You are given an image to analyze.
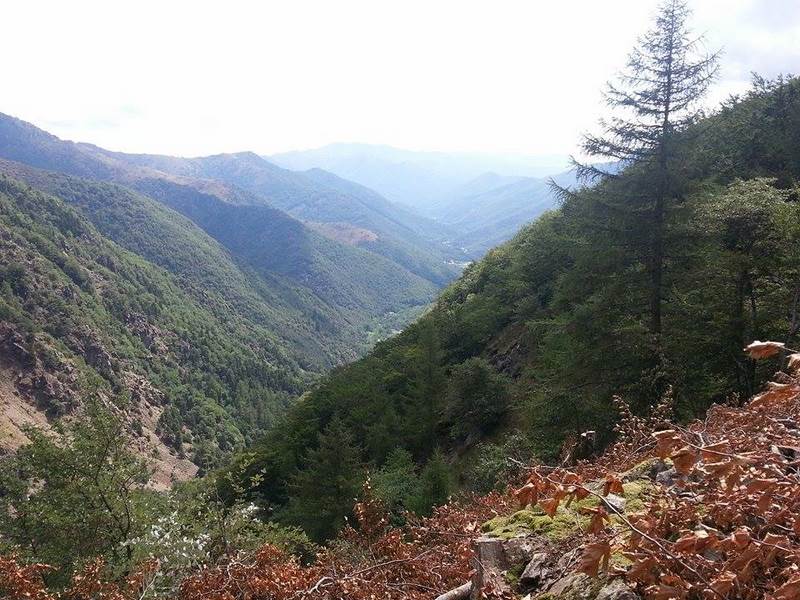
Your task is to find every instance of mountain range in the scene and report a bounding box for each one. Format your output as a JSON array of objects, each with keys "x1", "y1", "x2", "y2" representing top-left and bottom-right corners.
[
  {"x1": 0, "y1": 112, "x2": 577, "y2": 478},
  {"x1": 0, "y1": 113, "x2": 463, "y2": 476},
  {"x1": 270, "y1": 142, "x2": 574, "y2": 256}
]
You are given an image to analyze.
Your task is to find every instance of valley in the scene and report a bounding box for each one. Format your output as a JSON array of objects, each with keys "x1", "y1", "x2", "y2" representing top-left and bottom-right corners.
[
  {"x1": 0, "y1": 112, "x2": 566, "y2": 478},
  {"x1": 2, "y1": 1, "x2": 800, "y2": 598}
]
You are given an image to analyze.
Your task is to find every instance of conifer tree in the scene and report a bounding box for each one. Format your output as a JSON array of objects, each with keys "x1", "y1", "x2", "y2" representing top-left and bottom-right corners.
[
  {"x1": 282, "y1": 417, "x2": 364, "y2": 541},
  {"x1": 573, "y1": 0, "x2": 719, "y2": 335},
  {"x1": 410, "y1": 449, "x2": 451, "y2": 516}
]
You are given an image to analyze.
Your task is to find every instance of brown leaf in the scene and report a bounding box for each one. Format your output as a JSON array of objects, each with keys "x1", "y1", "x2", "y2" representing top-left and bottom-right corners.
[
  {"x1": 699, "y1": 440, "x2": 730, "y2": 460},
  {"x1": 671, "y1": 446, "x2": 699, "y2": 475},
  {"x1": 745, "y1": 478, "x2": 777, "y2": 493},
  {"x1": 757, "y1": 491, "x2": 774, "y2": 514},
  {"x1": 539, "y1": 497, "x2": 560, "y2": 517},
  {"x1": 626, "y1": 556, "x2": 656, "y2": 583},
  {"x1": 750, "y1": 382, "x2": 799, "y2": 409},
  {"x1": 577, "y1": 541, "x2": 611, "y2": 578},
  {"x1": 513, "y1": 482, "x2": 537, "y2": 507},
  {"x1": 774, "y1": 574, "x2": 800, "y2": 600},
  {"x1": 581, "y1": 506, "x2": 610, "y2": 535},
  {"x1": 602, "y1": 474, "x2": 624, "y2": 496},
  {"x1": 731, "y1": 527, "x2": 751, "y2": 549},
  {"x1": 708, "y1": 571, "x2": 737, "y2": 598},
  {"x1": 653, "y1": 430, "x2": 681, "y2": 459}
]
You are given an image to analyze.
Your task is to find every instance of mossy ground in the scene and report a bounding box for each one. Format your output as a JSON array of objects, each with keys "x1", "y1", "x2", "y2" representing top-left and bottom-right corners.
[{"x1": 481, "y1": 479, "x2": 653, "y2": 540}]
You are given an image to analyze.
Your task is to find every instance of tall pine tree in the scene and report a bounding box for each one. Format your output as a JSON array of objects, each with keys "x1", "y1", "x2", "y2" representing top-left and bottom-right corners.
[{"x1": 572, "y1": 0, "x2": 719, "y2": 336}]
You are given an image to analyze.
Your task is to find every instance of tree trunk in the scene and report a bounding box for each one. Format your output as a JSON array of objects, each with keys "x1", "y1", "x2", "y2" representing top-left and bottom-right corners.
[{"x1": 650, "y1": 194, "x2": 665, "y2": 336}]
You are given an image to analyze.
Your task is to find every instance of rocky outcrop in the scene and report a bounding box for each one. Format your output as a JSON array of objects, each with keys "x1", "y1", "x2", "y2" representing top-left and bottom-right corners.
[
  {"x1": 125, "y1": 312, "x2": 172, "y2": 355},
  {"x1": 467, "y1": 464, "x2": 669, "y2": 599},
  {"x1": 469, "y1": 533, "x2": 640, "y2": 599},
  {"x1": 0, "y1": 321, "x2": 80, "y2": 416}
]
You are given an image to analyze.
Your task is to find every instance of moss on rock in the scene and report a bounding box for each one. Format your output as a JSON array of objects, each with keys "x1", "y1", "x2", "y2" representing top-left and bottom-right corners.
[{"x1": 481, "y1": 478, "x2": 655, "y2": 542}]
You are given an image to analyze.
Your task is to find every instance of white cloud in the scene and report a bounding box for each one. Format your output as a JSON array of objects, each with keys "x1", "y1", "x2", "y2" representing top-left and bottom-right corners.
[{"x1": 2, "y1": 0, "x2": 796, "y2": 157}]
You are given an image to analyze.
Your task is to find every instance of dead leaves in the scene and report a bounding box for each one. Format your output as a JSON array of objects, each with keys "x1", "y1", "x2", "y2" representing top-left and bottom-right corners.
[
  {"x1": 580, "y1": 506, "x2": 610, "y2": 534},
  {"x1": 539, "y1": 497, "x2": 560, "y2": 517},
  {"x1": 707, "y1": 571, "x2": 737, "y2": 599},
  {"x1": 577, "y1": 541, "x2": 611, "y2": 577},
  {"x1": 557, "y1": 355, "x2": 800, "y2": 600},
  {"x1": 653, "y1": 430, "x2": 682, "y2": 459},
  {"x1": 513, "y1": 482, "x2": 538, "y2": 508},
  {"x1": 670, "y1": 446, "x2": 699, "y2": 475},
  {"x1": 750, "y1": 381, "x2": 800, "y2": 409},
  {"x1": 774, "y1": 574, "x2": 800, "y2": 600},
  {"x1": 602, "y1": 474, "x2": 624, "y2": 496}
]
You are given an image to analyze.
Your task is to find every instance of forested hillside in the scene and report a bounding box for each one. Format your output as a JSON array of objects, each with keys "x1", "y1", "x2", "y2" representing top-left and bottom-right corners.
[
  {"x1": 0, "y1": 114, "x2": 444, "y2": 342},
  {"x1": 76, "y1": 145, "x2": 461, "y2": 284},
  {"x1": 0, "y1": 176, "x2": 305, "y2": 476},
  {"x1": 0, "y1": 120, "x2": 444, "y2": 474},
  {"x1": 3, "y1": 0, "x2": 800, "y2": 597},
  {"x1": 228, "y1": 74, "x2": 800, "y2": 542},
  {"x1": 430, "y1": 170, "x2": 576, "y2": 255}
]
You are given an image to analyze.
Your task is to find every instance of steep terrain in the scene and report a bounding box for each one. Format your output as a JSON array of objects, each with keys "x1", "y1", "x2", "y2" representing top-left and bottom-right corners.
[
  {"x1": 80, "y1": 146, "x2": 461, "y2": 284},
  {"x1": 0, "y1": 113, "x2": 442, "y2": 340},
  {"x1": 0, "y1": 116, "x2": 447, "y2": 473},
  {"x1": 0, "y1": 176, "x2": 304, "y2": 475},
  {"x1": 228, "y1": 76, "x2": 800, "y2": 538}
]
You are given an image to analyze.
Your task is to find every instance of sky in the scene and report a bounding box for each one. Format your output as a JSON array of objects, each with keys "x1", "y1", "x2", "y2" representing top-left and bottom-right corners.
[{"x1": 3, "y1": 0, "x2": 798, "y2": 159}]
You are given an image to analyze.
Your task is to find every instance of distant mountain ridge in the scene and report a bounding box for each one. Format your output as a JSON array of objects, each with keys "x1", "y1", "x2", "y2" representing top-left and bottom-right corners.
[
  {"x1": 269, "y1": 142, "x2": 575, "y2": 256},
  {"x1": 0, "y1": 112, "x2": 448, "y2": 313},
  {"x1": 269, "y1": 142, "x2": 569, "y2": 212},
  {"x1": 83, "y1": 146, "x2": 461, "y2": 284}
]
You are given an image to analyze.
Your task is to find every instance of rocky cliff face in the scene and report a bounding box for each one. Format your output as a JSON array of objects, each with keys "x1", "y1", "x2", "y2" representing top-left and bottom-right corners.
[{"x1": 0, "y1": 320, "x2": 196, "y2": 488}]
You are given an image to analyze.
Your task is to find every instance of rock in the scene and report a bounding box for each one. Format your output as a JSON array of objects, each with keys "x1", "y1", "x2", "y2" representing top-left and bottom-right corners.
[
  {"x1": 547, "y1": 572, "x2": 597, "y2": 599},
  {"x1": 655, "y1": 467, "x2": 680, "y2": 487},
  {"x1": 622, "y1": 458, "x2": 672, "y2": 482},
  {"x1": 604, "y1": 493, "x2": 626, "y2": 513},
  {"x1": 543, "y1": 573, "x2": 637, "y2": 600},
  {"x1": 596, "y1": 579, "x2": 639, "y2": 600},
  {"x1": 520, "y1": 552, "x2": 553, "y2": 588},
  {"x1": 470, "y1": 535, "x2": 548, "y2": 599},
  {"x1": 505, "y1": 536, "x2": 546, "y2": 566},
  {"x1": 470, "y1": 537, "x2": 513, "y2": 599}
]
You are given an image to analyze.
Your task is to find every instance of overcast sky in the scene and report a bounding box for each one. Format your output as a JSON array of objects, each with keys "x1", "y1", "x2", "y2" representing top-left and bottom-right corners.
[{"x1": 3, "y1": 0, "x2": 798, "y2": 158}]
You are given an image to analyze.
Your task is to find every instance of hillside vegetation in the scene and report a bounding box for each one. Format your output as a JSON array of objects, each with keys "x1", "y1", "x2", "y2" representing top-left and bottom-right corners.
[
  {"x1": 79, "y1": 145, "x2": 461, "y2": 284},
  {"x1": 0, "y1": 113, "x2": 446, "y2": 349},
  {"x1": 228, "y1": 75, "x2": 800, "y2": 542},
  {"x1": 0, "y1": 116, "x2": 451, "y2": 471},
  {"x1": 3, "y1": 2, "x2": 800, "y2": 597},
  {"x1": 0, "y1": 176, "x2": 302, "y2": 473}
]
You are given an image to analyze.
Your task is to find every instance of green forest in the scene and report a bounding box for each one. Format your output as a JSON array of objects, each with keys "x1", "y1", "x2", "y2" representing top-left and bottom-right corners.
[{"x1": 228, "y1": 73, "x2": 800, "y2": 541}]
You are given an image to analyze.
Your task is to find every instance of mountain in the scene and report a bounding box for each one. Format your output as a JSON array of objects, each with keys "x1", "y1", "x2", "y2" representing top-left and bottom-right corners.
[
  {"x1": 229, "y1": 76, "x2": 800, "y2": 537},
  {"x1": 269, "y1": 143, "x2": 579, "y2": 258},
  {"x1": 269, "y1": 142, "x2": 569, "y2": 213},
  {"x1": 430, "y1": 170, "x2": 579, "y2": 255},
  {"x1": 0, "y1": 114, "x2": 448, "y2": 474},
  {"x1": 0, "y1": 174, "x2": 305, "y2": 482},
  {"x1": 81, "y1": 147, "x2": 461, "y2": 285},
  {"x1": 0, "y1": 112, "x2": 441, "y2": 338}
]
